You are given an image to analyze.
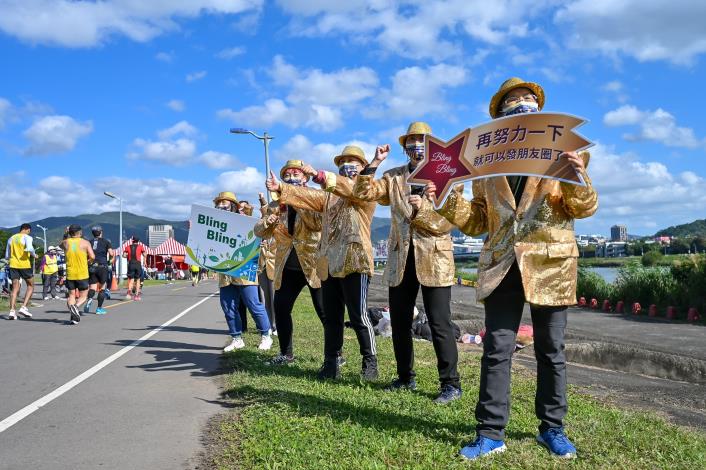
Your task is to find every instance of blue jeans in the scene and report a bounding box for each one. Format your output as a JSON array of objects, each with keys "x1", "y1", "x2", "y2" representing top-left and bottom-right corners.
[{"x1": 220, "y1": 285, "x2": 271, "y2": 337}]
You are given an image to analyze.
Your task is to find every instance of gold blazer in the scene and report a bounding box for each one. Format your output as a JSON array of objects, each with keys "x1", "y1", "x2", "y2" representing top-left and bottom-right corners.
[
  {"x1": 279, "y1": 172, "x2": 377, "y2": 280},
  {"x1": 256, "y1": 203, "x2": 276, "y2": 281},
  {"x1": 355, "y1": 165, "x2": 456, "y2": 287},
  {"x1": 219, "y1": 205, "x2": 259, "y2": 288},
  {"x1": 254, "y1": 200, "x2": 323, "y2": 289},
  {"x1": 437, "y1": 152, "x2": 598, "y2": 306}
]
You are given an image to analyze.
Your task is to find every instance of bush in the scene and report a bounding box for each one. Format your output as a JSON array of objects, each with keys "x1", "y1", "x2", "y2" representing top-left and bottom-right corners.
[
  {"x1": 642, "y1": 250, "x2": 663, "y2": 267},
  {"x1": 670, "y1": 255, "x2": 706, "y2": 314},
  {"x1": 577, "y1": 267, "x2": 612, "y2": 301},
  {"x1": 611, "y1": 263, "x2": 677, "y2": 310}
]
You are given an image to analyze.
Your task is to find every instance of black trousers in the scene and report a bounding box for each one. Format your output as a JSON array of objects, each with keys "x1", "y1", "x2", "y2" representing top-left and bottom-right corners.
[
  {"x1": 475, "y1": 262, "x2": 568, "y2": 440},
  {"x1": 321, "y1": 272, "x2": 376, "y2": 361},
  {"x1": 274, "y1": 268, "x2": 325, "y2": 356},
  {"x1": 389, "y1": 245, "x2": 460, "y2": 388}
]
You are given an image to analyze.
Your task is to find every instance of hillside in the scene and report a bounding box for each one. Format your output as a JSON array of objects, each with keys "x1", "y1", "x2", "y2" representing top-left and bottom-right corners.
[{"x1": 655, "y1": 219, "x2": 706, "y2": 238}]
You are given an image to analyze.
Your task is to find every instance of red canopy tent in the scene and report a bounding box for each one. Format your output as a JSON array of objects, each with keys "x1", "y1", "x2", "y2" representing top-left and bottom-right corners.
[
  {"x1": 151, "y1": 238, "x2": 189, "y2": 271},
  {"x1": 115, "y1": 240, "x2": 154, "y2": 257}
]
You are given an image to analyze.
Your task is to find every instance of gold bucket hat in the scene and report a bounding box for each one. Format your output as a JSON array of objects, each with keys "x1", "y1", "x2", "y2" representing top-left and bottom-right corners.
[
  {"x1": 280, "y1": 159, "x2": 310, "y2": 180},
  {"x1": 489, "y1": 77, "x2": 545, "y2": 119},
  {"x1": 398, "y1": 121, "x2": 432, "y2": 147},
  {"x1": 333, "y1": 145, "x2": 369, "y2": 167},
  {"x1": 213, "y1": 191, "x2": 238, "y2": 205}
]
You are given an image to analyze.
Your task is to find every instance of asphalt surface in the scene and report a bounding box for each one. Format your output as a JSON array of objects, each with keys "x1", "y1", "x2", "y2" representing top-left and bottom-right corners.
[{"x1": 0, "y1": 280, "x2": 231, "y2": 470}]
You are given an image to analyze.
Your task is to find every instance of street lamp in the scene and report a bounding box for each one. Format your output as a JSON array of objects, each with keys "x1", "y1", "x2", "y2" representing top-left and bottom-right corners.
[
  {"x1": 36, "y1": 224, "x2": 48, "y2": 253},
  {"x1": 230, "y1": 127, "x2": 274, "y2": 202},
  {"x1": 104, "y1": 191, "x2": 123, "y2": 281}
]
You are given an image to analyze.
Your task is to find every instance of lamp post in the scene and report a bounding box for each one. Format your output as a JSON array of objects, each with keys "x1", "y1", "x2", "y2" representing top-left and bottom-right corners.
[
  {"x1": 229, "y1": 128, "x2": 274, "y2": 202},
  {"x1": 36, "y1": 224, "x2": 47, "y2": 253},
  {"x1": 104, "y1": 191, "x2": 123, "y2": 281}
]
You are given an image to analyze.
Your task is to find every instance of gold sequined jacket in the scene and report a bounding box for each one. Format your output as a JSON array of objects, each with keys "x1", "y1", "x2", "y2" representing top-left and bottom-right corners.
[
  {"x1": 279, "y1": 172, "x2": 377, "y2": 280},
  {"x1": 437, "y1": 152, "x2": 598, "y2": 306},
  {"x1": 355, "y1": 165, "x2": 456, "y2": 287},
  {"x1": 254, "y1": 200, "x2": 323, "y2": 289},
  {"x1": 256, "y1": 203, "x2": 276, "y2": 281}
]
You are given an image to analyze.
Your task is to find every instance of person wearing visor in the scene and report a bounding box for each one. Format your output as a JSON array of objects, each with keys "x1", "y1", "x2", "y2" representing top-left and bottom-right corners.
[
  {"x1": 40, "y1": 246, "x2": 60, "y2": 300},
  {"x1": 266, "y1": 146, "x2": 378, "y2": 381},
  {"x1": 426, "y1": 77, "x2": 598, "y2": 460},
  {"x1": 355, "y1": 122, "x2": 462, "y2": 404},
  {"x1": 213, "y1": 191, "x2": 273, "y2": 353},
  {"x1": 255, "y1": 160, "x2": 332, "y2": 366}
]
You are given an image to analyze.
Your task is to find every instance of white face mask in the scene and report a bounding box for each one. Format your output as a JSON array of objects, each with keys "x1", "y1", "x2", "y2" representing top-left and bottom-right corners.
[
  {"x1": 501, "y1": 100, "x2": 539, "y2": 116},
  {"x1": 405, "y1": 143, "x2": 425, "y2": 163},
  {"x1": 338, "y1": 163, "x2": 359, "y2": 178}
]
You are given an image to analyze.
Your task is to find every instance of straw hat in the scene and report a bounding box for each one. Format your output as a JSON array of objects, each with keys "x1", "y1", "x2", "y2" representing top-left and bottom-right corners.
[
  {"x1": 280, "y1": 159, "x2": 310, "y2": 180},
  {"x1": 213, "y1": 191, "x2": 238, "y2": 205},
  {"x1": 398, "y1": 121, "x2": 432, "y2": 147},
  {"x1": 333, "y1": 145, "x2": 368, "y2": 167},
  {"x1": 489, "y1": 77, "x2": 545, "y2": 119}
]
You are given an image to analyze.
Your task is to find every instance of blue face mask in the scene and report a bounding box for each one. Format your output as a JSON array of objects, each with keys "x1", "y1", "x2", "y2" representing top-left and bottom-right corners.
[
  {"x1": 338, "y1": 163, "x2": 359, "y2": 178},
  {"x1": 501, "y1": 101, "x2": 539, "y2": 116},
  {"x1": 405, "y1": 143, "x2": 425, "y2": 163},
  {"x1": 283, "y1": 176, "x2": 304, "y2": 186}
]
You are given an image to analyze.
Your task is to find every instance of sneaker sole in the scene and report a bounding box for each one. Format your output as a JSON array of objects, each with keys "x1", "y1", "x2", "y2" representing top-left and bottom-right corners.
[
  {"x1": 536, "y1": 436, "x2": 576, "y2": 459},
  {"x1": 17, "y1": 312, "x2": 33, "y2": 319},
  {"x1": 459, "y1": 444, "x2": 507, "y2": 460}
]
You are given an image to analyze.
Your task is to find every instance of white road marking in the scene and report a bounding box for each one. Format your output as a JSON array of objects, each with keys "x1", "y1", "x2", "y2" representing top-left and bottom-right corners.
[{"x1": 0, "y1": 292, "x2": 217, "y2": 434}]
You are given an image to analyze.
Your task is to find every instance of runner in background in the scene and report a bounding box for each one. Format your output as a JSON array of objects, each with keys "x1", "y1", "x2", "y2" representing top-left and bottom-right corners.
[
  {"x1": 61, "y1": 224, "x2": 95, "y2": 325},
  {"x1": 123, "y1": 236, "x2": 145, "y2": 301},
  {"x1": 190, "y1": 264, "x2": 201, "y2": 286},
  {"x1": 6, "y1": 223, "x2": 37, "y2": 320},
  {"x1": 164, "y1": 255, "x2": 174, "y2": 283},
  {"x1": 85, "y1": 226, "x2": 113, "y2": 314}
]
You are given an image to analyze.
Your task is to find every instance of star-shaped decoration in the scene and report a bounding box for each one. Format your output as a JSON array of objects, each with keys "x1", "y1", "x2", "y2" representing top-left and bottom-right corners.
[{"x1": 408, "y1": 129, "x2": 473, "y2": 208}]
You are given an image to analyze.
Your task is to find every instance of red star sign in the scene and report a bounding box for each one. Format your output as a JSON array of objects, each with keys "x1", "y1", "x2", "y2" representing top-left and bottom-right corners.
[{"x1": 408, "y1": 129, "x2": 473, "y2": 208}]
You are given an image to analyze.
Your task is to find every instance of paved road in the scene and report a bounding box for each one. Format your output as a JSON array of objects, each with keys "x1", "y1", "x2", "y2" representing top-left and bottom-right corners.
[{"x1": 0, "y1": 280, "x2": 230, "y2": 470}]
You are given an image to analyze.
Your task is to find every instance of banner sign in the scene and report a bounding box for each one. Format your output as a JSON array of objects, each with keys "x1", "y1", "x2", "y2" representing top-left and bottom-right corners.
[
  {"x1": 185, "y1": 204, "x2": 261, "y2": 282},
  {"x1": 408, "y1": 113, "x2": 592, "y2": 208}
]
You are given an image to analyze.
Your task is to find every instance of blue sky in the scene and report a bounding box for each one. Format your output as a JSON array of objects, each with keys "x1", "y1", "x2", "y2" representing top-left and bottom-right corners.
[{"x1": 1, "y1": 0, "x2": 705, "y2": 236}]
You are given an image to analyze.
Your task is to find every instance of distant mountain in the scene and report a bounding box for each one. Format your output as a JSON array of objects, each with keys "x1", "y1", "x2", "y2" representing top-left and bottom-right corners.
[
  {"x1": 655, "y1": 219, "x2": 706, "y2": 238},
  {"x1": 1, "y1": 212, "x2": 189, "y2": 248}
]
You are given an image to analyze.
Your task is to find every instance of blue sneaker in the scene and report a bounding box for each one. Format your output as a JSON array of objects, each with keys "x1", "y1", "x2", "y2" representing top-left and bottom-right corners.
[
  {"x1": 104, "y1": 289, "x2": 111, "y2": 300},
  {"x1": 433, "y1": 384, "x2": 462, "y2": 404},
  {"x1": 459, "y1": 435, "x2": 506, "y2": 460},
  {"x1": 95, "y1": 308, "x2": 107, "y2": 315},
  {"x1": 537, "y1": 428, "x2": 577, "y2": 459},
  {"x1": 83, "y1": 298, "x2": 93, "y2": 313}
]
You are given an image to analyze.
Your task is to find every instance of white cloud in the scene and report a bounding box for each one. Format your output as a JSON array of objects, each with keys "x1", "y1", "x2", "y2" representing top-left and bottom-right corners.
[
  {"x1": 166, "y1": 99, "x2": 185, "y2": 112},
  {"x1": 603, "y1": 105, "x2": 704, "y2": 149},
  {"x1": 555, "y1": 0, "x2": 706, "y2": 65},
  {"x1": 365, "y1": 64, "x2": 468, "y2": 119},
  {"x1": 277, "y1": 0, "x2": 555, "y2": 60},
  {"x1": 22, "y1": 115, "x2": 93, "y2": 155},
  {"x1": 155, "y1": 51, "x2": 174, "y2": 63},
  {"x1": 218, "y1": 98, "x2": 343, "y2": 132},
  {"x1": 157, "y1": 120, "x2": 197, "y2": 140},
  {"x1": 130, "y1": 138, "x2": 197, "y2": 165},
  {"x1": 215, "y1": 46, "x2": 246, "y2": 59},
  {"x1": 602, "y1": 81, "x2": 623, "y2": 93},
  {"x1": 576, "y1": 143, "x2": 706, "y2": 234},
  {"x1": 217, "y1": 167, "x2": 267, "y2": 200},
  {"x1": 0, "y1": 0, "x2": 263, "y2": 48},
  {"x1": 186, "y1": 70, "x2": 207, "y2": 82},
  {"x1": 199, "y1": 151, "x2": 239, "y2": 169}
]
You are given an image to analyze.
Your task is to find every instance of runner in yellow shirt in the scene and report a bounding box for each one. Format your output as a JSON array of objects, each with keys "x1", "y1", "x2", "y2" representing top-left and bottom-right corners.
[
  {"x1": 6, "y1": 223, "x2": 37, "y2": 320},
  {"x1": 60, "y1": 224, "x2": 95, "y2": 325},
  {"x1": 190, "y1": 264, "x2": 201, "y2": 286}
]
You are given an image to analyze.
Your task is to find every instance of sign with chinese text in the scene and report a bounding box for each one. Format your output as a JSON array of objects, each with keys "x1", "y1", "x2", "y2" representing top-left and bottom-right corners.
[
  {"x1": 185, "y1": 204, "x2": 261, "y2": 282},
  {"x1": 408, "y1": 113, "x2": 592, "y2": 208}
]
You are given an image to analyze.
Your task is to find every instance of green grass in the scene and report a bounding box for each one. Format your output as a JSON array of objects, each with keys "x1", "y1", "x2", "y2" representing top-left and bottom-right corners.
[
  {"x1": 578, "y1": 255, "x2": 684, "y2": 268},
  {"x1": 211, "y1": 293, "x2": 706, "y2": 469}
]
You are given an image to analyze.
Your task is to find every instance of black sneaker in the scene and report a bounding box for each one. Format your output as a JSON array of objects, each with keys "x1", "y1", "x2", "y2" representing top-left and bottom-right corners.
[
  {"x1": 268, "y1": 354, "x2": 295, "y2": 366},
  {"x1": 385, "y1": 377, "x2": 417, "y2": 391},
  {"x1": 317, "y1": 359, "x2": 341, "y2": 380},
  {"x1": 69, "y1": 305, "x2": 81, "y2": 325},
  {"x1": 434, "y1": 384, "x2": 462, "y2": 404},
  {"x1": 361, "y1": 356, "x2": 378, "y2": 381}
]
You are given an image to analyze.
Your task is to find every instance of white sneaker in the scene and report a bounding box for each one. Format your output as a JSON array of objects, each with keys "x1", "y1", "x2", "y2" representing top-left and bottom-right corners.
[
  {"x1": 43, "y1": 296, "x2": 50, "y2": 300},
  {"x1": 272, "y1": 329, "x2": 278, "y2": 337},
  {"x1": 258, "y1": 334, "x2": 273, "y2": 351},
  {"x1": 223, "y1": 337, "x2": 245, "y2": 352},
  {"x1": 8, "y1": 310, "x2": 17, "y2": 320},
  {"x1": 18, "y1": 306, "x2": 33, "y2": 319}
]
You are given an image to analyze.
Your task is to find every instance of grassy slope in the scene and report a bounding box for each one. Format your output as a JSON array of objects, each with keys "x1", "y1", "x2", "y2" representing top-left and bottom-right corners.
[{"x1": 212, "y1": 293, "x2": 706, "y2": 469}]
